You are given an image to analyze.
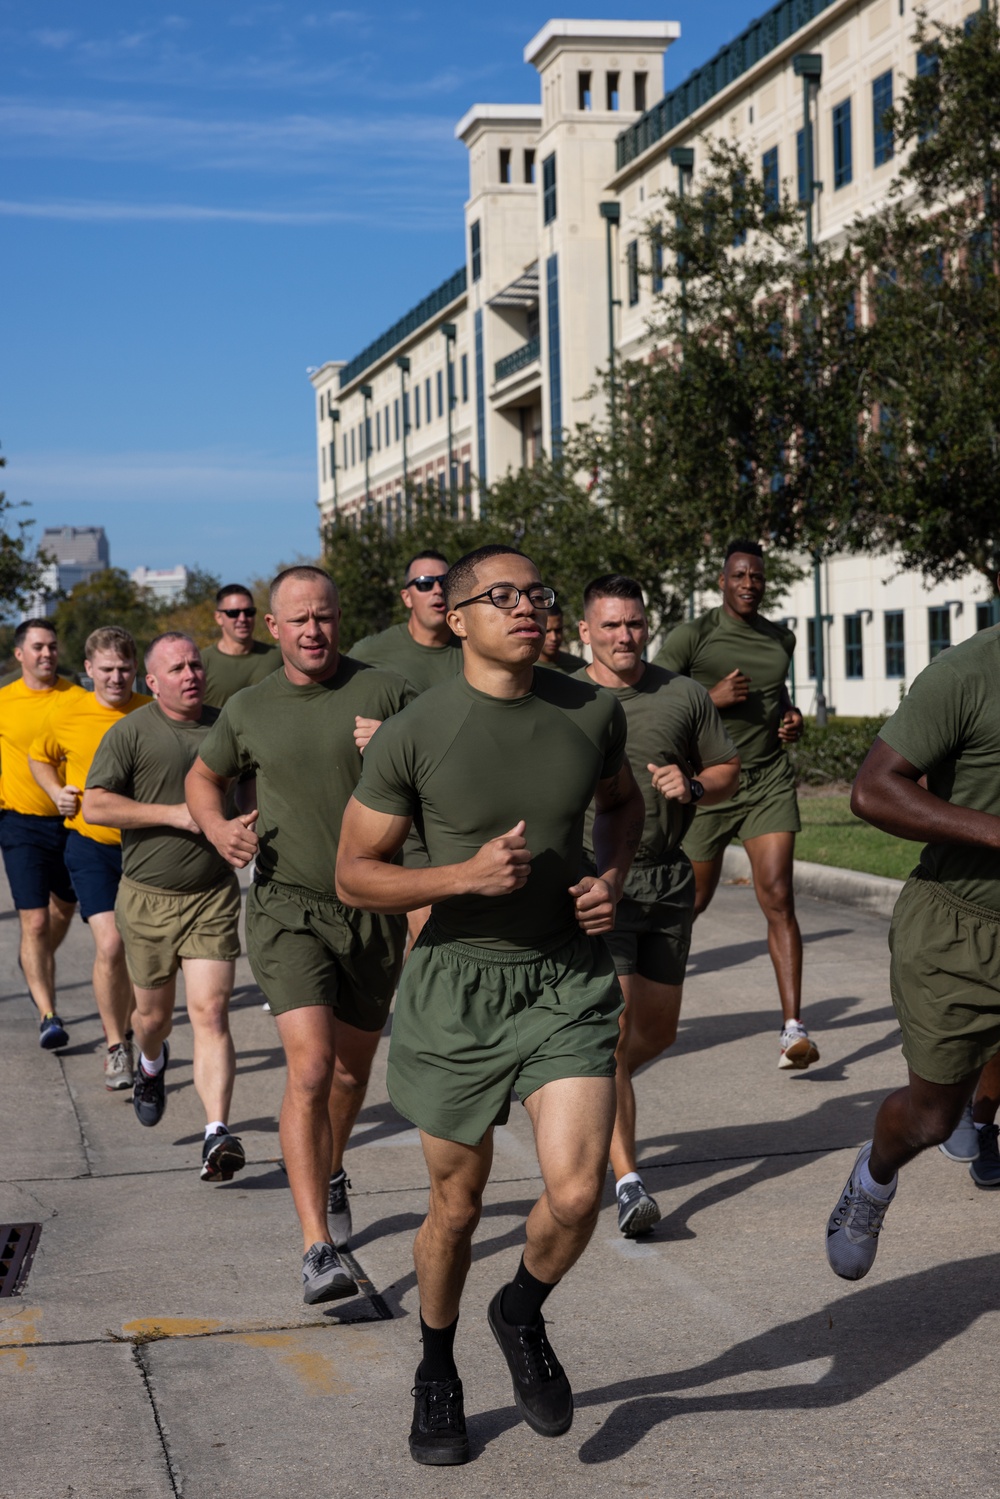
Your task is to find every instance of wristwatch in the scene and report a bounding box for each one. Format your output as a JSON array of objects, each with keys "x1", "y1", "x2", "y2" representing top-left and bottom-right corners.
[{"x1": 688, "y1": 777, "x2": 705, "y2": 804}]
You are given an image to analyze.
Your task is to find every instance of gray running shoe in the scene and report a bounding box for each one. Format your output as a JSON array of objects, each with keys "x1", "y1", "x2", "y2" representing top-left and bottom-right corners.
[
  {"x1": 301, "y1": 1241, "x2": 357, "y2": 1305},
  {"x1": 616, "y1": 1180, "x2": 661, "y2": 1237},
  {"x1": 939, "y1": 1101, "x2": 979, "y2": 1162},
  {"x1": 825, "y1": 1141, "x2": 896, "y2": 1280},
  {"x1": 104, "y1": 1042, "x2": 134, "y2": 1092},
  {"x1": 969, "y1": 1123, "x2": 1000, "y2": 1189},
  {"x1": 200, "y1": 1127, "x2": 246, "y2": 1183},
  {"x1": 327, "y1": 1169, "x2": 352, "y2": 1249},
  {"x1": 778, "y1": 1022, "x2": 819, "y2": 1070}
]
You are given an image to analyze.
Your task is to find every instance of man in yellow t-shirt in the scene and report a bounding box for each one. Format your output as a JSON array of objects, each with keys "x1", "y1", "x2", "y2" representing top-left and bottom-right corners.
[
  {"x1": 30, "y1": 626, "x2": 150, "y2": 1090},
  {"x1": 0, "y1": 619, "x2": 85, "y2": 1050}
]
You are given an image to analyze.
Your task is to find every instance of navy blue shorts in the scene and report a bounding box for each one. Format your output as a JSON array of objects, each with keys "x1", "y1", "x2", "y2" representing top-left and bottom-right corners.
[
  {"x1": 0, "y1": 811, "x2": 77, "y2": 910},
  {"x1": 64, "y1": 829, "x2": 122, "y2": 920}
]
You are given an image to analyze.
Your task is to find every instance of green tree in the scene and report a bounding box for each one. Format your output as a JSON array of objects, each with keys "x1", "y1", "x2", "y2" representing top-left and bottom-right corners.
[
  {"x1": 50, "y1": 569, "x2": 160, "y2": 672},
  {"x1": 0, "y1": 449, "x2": 47, "y2": 616}
]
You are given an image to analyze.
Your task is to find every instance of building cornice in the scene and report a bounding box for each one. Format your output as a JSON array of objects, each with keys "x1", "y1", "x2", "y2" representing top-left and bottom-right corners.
[
  {"x1": 524, "y1": 19, "x2": 680, "y2": 68},
  {"x1": 455, "y1": 103, "x2": 543, "y2": 142}
]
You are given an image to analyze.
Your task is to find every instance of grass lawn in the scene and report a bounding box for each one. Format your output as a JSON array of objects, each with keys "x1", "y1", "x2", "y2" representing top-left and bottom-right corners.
[{"x1": 792, "y1": 792, "x2": 921, "y2": 881}]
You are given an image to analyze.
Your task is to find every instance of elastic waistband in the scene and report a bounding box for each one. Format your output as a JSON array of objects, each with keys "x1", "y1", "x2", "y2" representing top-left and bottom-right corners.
[
  {"x1": 419, "y1": 921, "x2": 578, "y2": 967},
  {"x1": 740, "y1": 753, "x2": 785, "y2": 786},
  {"x1": 120, "y1": 872, "x2": 235, "y2": 899},
  {"x1": 253, "y1": 876, "x2": 341, "y2": 905},
  {"x1": 910, "y1": 869, "x2": 1000, "y2": 926}
]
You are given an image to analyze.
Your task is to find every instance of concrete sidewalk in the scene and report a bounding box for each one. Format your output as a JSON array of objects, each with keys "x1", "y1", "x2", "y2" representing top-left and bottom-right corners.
[{"x1": 2, "y1": 870, "x2": 999, "y2": 1499}]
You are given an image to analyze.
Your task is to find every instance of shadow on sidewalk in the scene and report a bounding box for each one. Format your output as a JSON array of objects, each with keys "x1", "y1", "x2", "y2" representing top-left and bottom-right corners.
[
  {"x1": 666, "y1": 993, "x2": 896, "y2": 1061},
  {"x1": 687, "y1": 926, "x2": 853, "y2": 976}
]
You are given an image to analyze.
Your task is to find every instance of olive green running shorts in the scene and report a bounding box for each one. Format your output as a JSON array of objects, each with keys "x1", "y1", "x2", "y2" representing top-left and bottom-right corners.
[
  {"x1": 246, "y1": 879, "x2": 406, "y2": 1029},
  {"x1": 888, "y1": 872, "x2": 1000, "y2": 1085},
  {"x1": 603, "y1": 857, "x2": 695, "y2": 987},
  {"x1": 682, "y1": 751, "x2": 800, "y2": 863},
  {"x1": 115, "y1": 873, "x2": 241, "y2": 990},
  {"x1": 387, "y1": 925, "x2": 623, "y2": 1146}
]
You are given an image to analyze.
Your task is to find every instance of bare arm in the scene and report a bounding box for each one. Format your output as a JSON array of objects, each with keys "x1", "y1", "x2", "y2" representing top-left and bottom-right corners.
[
  {"x1": 335, "y1": 799, "x2": 533, "y2": 914},
  {"x1": 852, "y1": 737, "x2": 1000, "y2": 848},
  {"x1": 82, "y1": 786, "x2": 199, "y2": 833},
  {"x1": 570, "y1": 757, "x2": 645, "y2": 935},
  {"x1": 185, "y1": 756, "x2": 259, "y2": 868},
  {"x1": 647, "y1": 756, "x2": 740, "y2": 808},
  {"x1": 29, "y1": 757, "x2": 80, "y2": 818}
]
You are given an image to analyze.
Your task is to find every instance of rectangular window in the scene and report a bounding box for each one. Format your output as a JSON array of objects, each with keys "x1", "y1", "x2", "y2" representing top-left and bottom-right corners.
[
  {"x1": 885, "y1": 610, "x2": 905, "y2": 677},
  {"x1": 462, "y1": 459, "x2": 472, "y2": 519},
  {"x1": 762, "y1": 146, "x2": 779, "y2": 211},
  {"x1": 653, "y1": 225, "x2": 663, "y2": 293},
  {"x1": 916, "y1": 49, "x2": 939, "y2": 141},
  {"x1": 414, "y1": 387, "x2": 420, "y2": 428},
  {"x1": 470, "y1": 220, "x2": 481, "y2": 282},
  {"x1": 364, "y1": 416, "x2": 371, "y2": 457},
  {"x1": 461, "y1": 352, "x2": 469, "y2": 402},
  {"x1": 977, "y1": 600, "x2": 1000, "y2": 631},
  {"x1": 732, "y1": 171, "x2": 747, "y2": 247},
  {"x1": 350, "y1": 429, "x2": 355, "y2": 466},
  {"x1": 329, "y1": 439, "x2": 335, "y2": 477},
  {"x1": 546, "y1": 254, "x2": 562, "y2": 454},
  {"x1": 928, "y1": 606, "x2": 951, "y2": 659},
  {"x1": 606, "y1": 71, "x2": 620, "y2": 111},
  {"x1": 634, "y1": 71, "x2": 647, "y2": 112},
  {"x1": 807, "y1": 618, "x2": 818, "y2": 680},
  {"x1": 524, "y1": 148, "x2": 536, "y2": 184},
  {"x1": 542, "y1": 153, "x2": 557, "y2": 224},
  {"x1": 626, "y1": 239, "x2": 640, "y2": 306},
  {"x1": 394, "y1": 398, "x2": 399, "y2": 442},
  {"x1": 499, "y1": 147, "x2": 511, "y2": 184},
  {"x1": 872, "y1": 70, "x2": 894, "y2": 166},
  {"x1": 436, "y1": 369, "x2": 443, "y2": 419},
  {"x1": 844, "y1": 615, "x2": 864, "y2": 679},
  {"x1": 343, "y1": 435, "x2": 348, "y2": 470},
  {"x1": 578, "y1": 71, "x2": 592, "y2": 111},
  {"x1": 796, "y1": 128, "x2": 807, "y2": 203},
  {"x1": 425, "y1": 377, "x2": 431, "y2": 422},
  {"x1": 321, "y1": 446, "x2": 326, "y2": 482},
  {"x1": 375, "y1": 411, "x2": 381, "y2": 451},
  {"x1": 402, "y1": 391, "x2": 409, "y2": 433},
  {"x1": 833, "y1": 98, "x2": 853, "y2": 189}
]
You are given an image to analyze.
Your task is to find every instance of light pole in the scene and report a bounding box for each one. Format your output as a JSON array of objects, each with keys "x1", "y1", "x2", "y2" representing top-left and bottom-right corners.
[
  {"x1": 396, "y1": 356, "x2": 410, "y2": 510},
  {"x1": 598, "y1": 202, "x2": 621, "y2": 399},
  {"x1": 360, "y1": 383, "x2": 373, "y2": 517},
  {"x1": 793, "y1": 51, "x2": 828, "y2": 726},
  {"x1": 329, "y1": 404, "x2": 340, "y2": 511},
  {"x1": 442, "y1": 321, "x2": 457, "y2": 513}
]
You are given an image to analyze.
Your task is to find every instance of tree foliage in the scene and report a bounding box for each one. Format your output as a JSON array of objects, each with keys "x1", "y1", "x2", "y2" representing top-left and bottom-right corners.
[{"x1": 0, "y1": 450, "x2": 47, "y2": 616}]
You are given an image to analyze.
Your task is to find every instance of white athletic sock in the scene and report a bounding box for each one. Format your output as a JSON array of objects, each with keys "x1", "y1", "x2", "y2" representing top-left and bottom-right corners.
[
  {"x1": 140, "y1": 1050, "x2": 165, "y2": 1076},
  {"x1": 859, "y1": 1159, "x2": 895, "y2": 1200},
  {"x1": 616, "y1": 1171, "x2": 642, "y2": 1195},
  {"x1": 783, "y1": 1019, "x2": 806, "y2": 1034},
  {"x1": 205, "y1": 1121, "x2": 227, "y2": 1139}
]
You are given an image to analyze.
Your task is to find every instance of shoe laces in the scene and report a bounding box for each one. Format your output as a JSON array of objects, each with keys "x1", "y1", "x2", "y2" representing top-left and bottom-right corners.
[
  {"x1": 514, "y1": 1319, "x2": 563, "y2": 1384},
  {"x1": 618, "y1": 1181, "x2": 646, "y2": 1208},
  {"x1": 413, "y1": 1379, "x2": 463, "y2": 1432},
  {"x1": 329, "y1": 1173, "x2": 351, "y2": 1210},
  {"x1": 978, "y1": 1124, "x2": 1000, "y2": 1164},
  {"x1": 833, "y1": 1181, "x2": 891, "y2": 1240},
  {"x1": 304, "y1": 1241, "x2": 336, "y2": 1274}
]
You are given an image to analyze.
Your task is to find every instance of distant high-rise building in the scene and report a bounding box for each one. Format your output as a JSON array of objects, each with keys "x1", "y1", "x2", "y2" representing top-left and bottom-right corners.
[
  {"x1": 24, "y1": 526, "x2": 110, "y2": 617},
  {"x1": 131, "y1": 565, "x2": 189, "y2": 604}
]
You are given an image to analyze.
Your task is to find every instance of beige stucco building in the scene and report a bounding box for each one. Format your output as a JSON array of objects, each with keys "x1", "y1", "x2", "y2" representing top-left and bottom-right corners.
[{"x1": 311, "y1": 0, "x2": 995, "y2": 718}]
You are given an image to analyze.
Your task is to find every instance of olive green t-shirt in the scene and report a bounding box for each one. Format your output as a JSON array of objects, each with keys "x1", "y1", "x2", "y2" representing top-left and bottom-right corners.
[
  {"x1": 656, "y1": 606, "x2": 795, "y2": 769},
  {"x1": 198, "y1": 656, "x2": 414, "y2": 894},
  {"x1": 539, "y1": 649, "x2": 588, "y2": 675},
  {"x1": 574, "y1": 664, "x2": 736, "y2": 879},
  {"x1": 86, "y1": 702, "x2": 232, "y2": 892},
  {"x1": 354, "y1": 669, "x2": 628, "y2": 951},
  {"x1": 878, "y1": 626, "x2": 1000, "y2": 911},
  {"x1": 348, "y1": 622, "x2": 463, "y2": 696},
  {"x1": 202, "y1": 642, "x2": 281, "y2": 708}
]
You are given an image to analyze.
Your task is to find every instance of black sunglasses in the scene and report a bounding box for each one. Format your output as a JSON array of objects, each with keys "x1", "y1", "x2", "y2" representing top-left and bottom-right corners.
[
  {"x1": 220, "y1": 607, "x2": 257, "y2": 618},
  {"x1": 404, "y1": 575, "x2": 447, "y2": 592}
]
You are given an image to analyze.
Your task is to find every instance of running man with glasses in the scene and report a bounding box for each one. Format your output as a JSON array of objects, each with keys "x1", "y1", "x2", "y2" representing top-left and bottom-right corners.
[
  {"x1": 337, "y1": 544, "x2": 644, "y2": 1466},
  {"x1": 202, "y1": 584, "x2": 280, "y2": 709}
]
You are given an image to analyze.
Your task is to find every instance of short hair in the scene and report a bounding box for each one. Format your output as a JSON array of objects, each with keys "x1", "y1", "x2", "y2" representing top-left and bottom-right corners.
[
  {"x1": 268, "y1": 565, "x2": 336, "y2": 611},
  {"x1": 724, "y1": 539, "x2": 764, "y2": 563},
  {"x1": 145, "y1": 631, "x2": 198, "y2": 674},
  {"x1": 547, "y1": 603, "x2": 564, "y2": 619},
  {"x1": 403, "y1": 550, "x2": 449, "y2": 582},
  {"x1": 84, "y1": 626, "x2": 136, "y2": 664},
  {"x1": 445, "y1": 545, "x2": 528, "y2": 609},
  {"x1": 14, "y1": 618, "x2": 56, "y2": 649},
  {"x1": 583, "y1": 574, "x2": 645, "y2": 610},
  {"x1": 216, "y1": 582, "x2": 254, "y2": 606}
]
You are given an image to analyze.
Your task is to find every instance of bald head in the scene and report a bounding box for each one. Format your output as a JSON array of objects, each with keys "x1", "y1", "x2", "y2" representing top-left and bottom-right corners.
[{"x1": 269, "y1": 565, "x2": 337, "y2": 613}]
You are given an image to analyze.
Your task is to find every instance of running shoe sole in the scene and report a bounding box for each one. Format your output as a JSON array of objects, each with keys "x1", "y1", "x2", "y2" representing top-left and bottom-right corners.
[
  {"x1": 779, "y1": 1036, "x2": 820, "y2": 1069},
  {"x1": 39, "y1": 1018, "x2": 69, "y2": 1051},
  {"x1": 619, "y1": 1192, "x2": 661, "y2": 1238},
  {"x1": 200, "y1": 1135, "x2": 246, "y2": 1183}
]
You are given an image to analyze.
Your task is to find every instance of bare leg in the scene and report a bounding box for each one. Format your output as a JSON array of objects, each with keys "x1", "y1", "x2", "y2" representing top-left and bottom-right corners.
[
  {"x1": 275, "y1": 1006, "x2": 338, "y2": 1252},
  {"x1": 522, "y1": 1075, "x2": 616, "y2": 1283},
  {"x1": 327, "y1": 1019, "x2": 382, "y2": 1176},
  {"x1": 609, "y1": 973, "x2": 683, "y2": 1180},
  {"x1": 414, "y1": 1130, "x2": 494, "y2": 1328},
  {"x1": 88, "y1": 911, "x2": 133, "y2": 1049},
  {"x1": 870, "y1": 1066, "x2": 979, "y2": 1184},
  {"x1": 690, "y1": 853, "x2": 725, "y2": 920},
  {"x1": 744, "y1": 831, "x2": 803, "y2": 1024},
  {"x1": 131, "y1": 976, "x2": 177, "y2": 1062},
  {"x1": 18, "y1": 894, "x2": 76, "y2": 1019},
  {"x1": 972, "y1": 1052, "x2": 1000, "y2": 1126},
  {"x1": 181, "y1": 958, "x2": 236, "y2": 1125}
]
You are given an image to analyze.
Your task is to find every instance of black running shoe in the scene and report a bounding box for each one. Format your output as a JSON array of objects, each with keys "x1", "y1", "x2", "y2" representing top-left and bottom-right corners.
[
  {"x1": 39, "y1": 1012, "x2": 69, "y2": 1050},
  {"x1": 487, "y1": 1289, "x2": 573, "y2": 1437},
  {"x1": 409, "y1": 1376, "x2": 469, "y2": 1466},
  {"x1": 327, "y1": 1168, "x2": 352, "y2": 1248},
  {"x1": 132, "y1": 1041, "x2": 169, "y2": 1128},
  {"x1": 200, "y1": 1127, "x2": 246, "y2": 1183}
]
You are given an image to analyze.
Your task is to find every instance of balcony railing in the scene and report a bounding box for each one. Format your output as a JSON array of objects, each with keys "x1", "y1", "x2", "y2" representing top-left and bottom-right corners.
[{"x1": 494, "y1": 336, "x2": 540, "y2": 383}]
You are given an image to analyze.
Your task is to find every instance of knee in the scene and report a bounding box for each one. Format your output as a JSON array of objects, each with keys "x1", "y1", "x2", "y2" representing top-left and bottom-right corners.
[
  {"x1": 911, "y1": 1099, "x2": 968, "y2": 1150},
  {"x1": 286, "y1": 1055, "x2": 335, "y2": 1102},
  {"x1": 332, "y1": 1056, "x2": 372, "y2": 1095},
  {"x1": 429, "y1": 1187, "x2": 482, "y2": 1243},
  {"x1": 20, "y1": 909, "x2": 48, "y2": 940},
  {"x1": 758, "y1": 879, "x2": 795, "y2": 920},
  {"x1": 545, "y1": 1177, "x2": 602, "y2": 1231}
]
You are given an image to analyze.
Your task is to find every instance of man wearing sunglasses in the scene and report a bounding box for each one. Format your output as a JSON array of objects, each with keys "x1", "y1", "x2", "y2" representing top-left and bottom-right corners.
[
  {"x1": 202, "y1": 584, "x2": 280, "y2": 708},
  {"x1": 349, "y1": 550, "x2": 462, "y2": 694},
  {"x1": 338, "y1": 544, "x2": 644, "y2": 1466}
]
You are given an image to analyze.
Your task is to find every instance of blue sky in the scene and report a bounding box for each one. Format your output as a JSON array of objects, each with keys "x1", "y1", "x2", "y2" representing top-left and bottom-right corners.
[{"x1": 2, "y1": 1, "x2": 763, "y2": 584}]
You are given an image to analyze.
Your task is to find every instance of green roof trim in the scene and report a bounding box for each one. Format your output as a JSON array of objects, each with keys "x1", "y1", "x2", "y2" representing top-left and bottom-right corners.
[
  {"x1": 339, "y1": 267, "x2": 468, "y2": 388},
  {"x1": 616, "y1": 0, "x2": 839, "y2": 171}
]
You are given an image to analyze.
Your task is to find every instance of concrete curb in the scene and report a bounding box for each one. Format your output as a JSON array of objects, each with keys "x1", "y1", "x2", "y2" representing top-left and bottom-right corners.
[{"x1": 722, "y1": 844, "x2": 904, "y2": 921}]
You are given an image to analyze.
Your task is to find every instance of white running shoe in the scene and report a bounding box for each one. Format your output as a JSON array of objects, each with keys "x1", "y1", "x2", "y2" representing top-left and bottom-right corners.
[{"x1": 779, "y1": 1020, "x2": 820, "y2": 1070}]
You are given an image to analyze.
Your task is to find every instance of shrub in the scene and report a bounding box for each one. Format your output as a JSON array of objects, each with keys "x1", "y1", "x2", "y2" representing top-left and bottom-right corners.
[{"x1": 789, "y1": 716, "x2": 887, "y2": 787}]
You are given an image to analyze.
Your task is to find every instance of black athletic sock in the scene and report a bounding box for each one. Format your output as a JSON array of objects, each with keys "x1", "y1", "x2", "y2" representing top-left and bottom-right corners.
[
  {"x1": 417, "y1": 1313, "x2": 459, "y2": 1383},
  {"x1": 500, "y1": 1256, "x2": 558, "y2": 1328}
]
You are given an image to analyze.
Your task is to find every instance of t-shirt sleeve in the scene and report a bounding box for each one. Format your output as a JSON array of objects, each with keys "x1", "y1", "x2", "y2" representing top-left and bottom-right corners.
[
  {"x1": 353, "y1": 715, "x2": 420, "y2": 818},
  {"x1": 347, "y1": 635, "x2": 376, "y2": 664},
  {"x1": 599, "y1": 700, "x2": 629, "y2": 781},
  {"x1": 692, "y1": 684, "x2": 738, "y2": 768},
  {"x1": 86, "y1": 721, "x2": 134, "y2": 792},
  {"x1": 29, "y1": 701, "x2": 65, "y2": 767},
  {"x1": 198, "y1": 704, "x2": 252, "y2": 779},
  {"x1": 878, "y1": 660, "x2": 969, "y2": 774},
  {"x1": 655, "y1": 622, "x2": 695, "y2": 675}
]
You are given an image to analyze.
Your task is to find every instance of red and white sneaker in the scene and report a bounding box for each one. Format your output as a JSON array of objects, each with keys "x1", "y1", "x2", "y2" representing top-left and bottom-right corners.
[{"x1": 779, "y1": 1021, "x2": 819, "y2": 1070}]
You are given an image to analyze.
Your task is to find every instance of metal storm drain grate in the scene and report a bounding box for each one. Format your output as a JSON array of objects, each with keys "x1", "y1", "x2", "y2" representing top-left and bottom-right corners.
[{"x1": 0, "y1": 1223, "x2": 42, "y2": 1297}]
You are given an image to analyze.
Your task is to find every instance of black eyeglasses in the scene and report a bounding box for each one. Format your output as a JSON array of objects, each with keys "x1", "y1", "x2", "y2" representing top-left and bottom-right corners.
[
  {"x1": 404, "y1": 574, "x2": 447, "y2": 592},
  {"x1": 220, "y1": 607, "x2": 257, "y2": 619},
  {"x1": 453, "y1": 585, "x2": 557, "y2": 611}
]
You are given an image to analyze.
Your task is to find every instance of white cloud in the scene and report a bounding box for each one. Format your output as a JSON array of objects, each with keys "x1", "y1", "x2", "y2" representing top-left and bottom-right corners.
[
  {"x1": 0, "y1": 197, "x2": 362, "y2": 225},
  {"x1": 31, "y1": 29, "x2": 77, "y2": 50},
  {"x1": 12, "y1": 449, "x2": 313, "y2": 508}
]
